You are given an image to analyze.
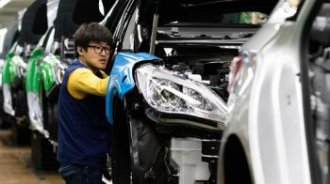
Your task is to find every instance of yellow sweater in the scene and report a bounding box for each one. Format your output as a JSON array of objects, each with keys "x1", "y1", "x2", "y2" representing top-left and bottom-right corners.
[{"x1": 67, "y1": 68, "x2": 109, "y2": 99}]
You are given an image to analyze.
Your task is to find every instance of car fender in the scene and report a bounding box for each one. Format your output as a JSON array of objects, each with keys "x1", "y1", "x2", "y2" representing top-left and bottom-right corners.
[
  {"x1": 106, "y1": 52, "x2": 159, "y2": 124},
  {"x1": 40, "y1": 54, "x2": 59, "y2": 92},
  {"x1": 25, "y1": 48, "x2": 44, "y2": 92},
  {"x1": 2, "y1": 52, "x2": 19, "y2": 85}
]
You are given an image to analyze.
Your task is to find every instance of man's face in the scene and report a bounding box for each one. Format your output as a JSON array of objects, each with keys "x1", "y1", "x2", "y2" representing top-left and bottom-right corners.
[{"x1": 78, "y1": 41, "x2": 111, "y2": 71}]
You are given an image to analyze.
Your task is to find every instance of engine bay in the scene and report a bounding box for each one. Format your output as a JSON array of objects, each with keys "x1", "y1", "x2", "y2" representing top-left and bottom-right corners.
[{"x1": 156, "y1": 45, "x2": 239, "y2": 101}]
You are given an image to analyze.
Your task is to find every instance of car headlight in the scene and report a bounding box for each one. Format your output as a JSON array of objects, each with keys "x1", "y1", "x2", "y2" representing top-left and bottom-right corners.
[{"x1": 135, "y1": 64, "x2": 227, "y2": 123}]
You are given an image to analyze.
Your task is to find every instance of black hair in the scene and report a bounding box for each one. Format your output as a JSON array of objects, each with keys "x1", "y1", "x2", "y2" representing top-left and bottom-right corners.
[{"x1": 73, "y1": 22, "x2": 112, "y2": 56}]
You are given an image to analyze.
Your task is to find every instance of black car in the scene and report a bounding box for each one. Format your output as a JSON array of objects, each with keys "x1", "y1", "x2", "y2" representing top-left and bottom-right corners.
[{"x1": 102, "y1": 0, "x2": 277, "y2": 183}]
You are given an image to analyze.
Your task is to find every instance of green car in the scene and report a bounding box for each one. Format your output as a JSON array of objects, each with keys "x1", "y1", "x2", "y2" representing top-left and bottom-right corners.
[
  {"x1": 2, "y1": 41, "x2": 31, "y2": 144},
  {"x1": 25, "y1": 27, "x2": 60, "y2": 137},
  {"x1": 0, "y1": 21, "x2": 20, "y2": 128},
  {"x1": 2, "y1": 43, "x2": 20, "y2": 116},
  {"x1": 25, "y1": 26, "x2": 68, "y2": 170}
]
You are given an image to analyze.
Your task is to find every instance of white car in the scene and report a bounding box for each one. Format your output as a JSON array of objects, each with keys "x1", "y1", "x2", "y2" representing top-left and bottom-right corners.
[{"x1": 218, "y1": 0, "x2": 330, "y2": 184}]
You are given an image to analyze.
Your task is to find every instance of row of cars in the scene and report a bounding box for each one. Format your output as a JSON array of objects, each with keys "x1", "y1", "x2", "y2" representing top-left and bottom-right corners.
[
  {"x1": 0, "y1": 0, "x2": 113, "y2": 170},
  {"x1": 1, "y1": 0, "x2": 329, "y2": 183}
]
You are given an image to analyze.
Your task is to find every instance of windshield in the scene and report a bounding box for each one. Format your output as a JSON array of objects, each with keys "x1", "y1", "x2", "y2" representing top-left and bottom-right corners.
[{"x1": 165, "y1": 11, "x2": 268, "y2": 26}]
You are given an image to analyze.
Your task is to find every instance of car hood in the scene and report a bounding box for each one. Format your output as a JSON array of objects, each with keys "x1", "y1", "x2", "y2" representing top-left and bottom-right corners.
[{"x1": 140, "y1": 0, "x2": 278, "y2": 26}]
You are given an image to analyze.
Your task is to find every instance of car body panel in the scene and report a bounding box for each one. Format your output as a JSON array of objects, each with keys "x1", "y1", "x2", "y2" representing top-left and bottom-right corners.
[
  {"x1": 26, "y1": 50, "x2": 61, "y2": 134},
  {"x1": 24, "y1": 26, "x2": 55, "y2": 134},
  {"x1": 25, "y1": 0, "x2": 60, "y2": 93},
  {"x1": 105, "y1": 52, "x2": 159, "y2": 124},
  {"x1": 2, "y1": 51, "x2": 17, "y2": 84},
  {"x1": 39, "y1": 54, "x2": 60, "y2": 92},
  {"x1": 25, "y1": 47, "x2": 44, "y2": 93},
  {"x1": 0, "y1": 28, "x2": 8, "y2": 57},
  {"x1": 0, "y1": 28, "x2": 8, "y2": 91},
  {"x1": 2, "y1": 50, "x2": 16, "y2": 116},
  {"x1": 218, "y1": 0, "x2": 318, "y2": 184}
]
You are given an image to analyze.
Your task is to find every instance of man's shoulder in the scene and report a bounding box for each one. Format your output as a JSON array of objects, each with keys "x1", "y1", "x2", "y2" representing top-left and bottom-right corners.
[
  {"x1": 66, "y1": 60, "x2": 85, "y2": 73},
  {"x1": 70, "y1": 68, "x2": 93, "y2": 78}
]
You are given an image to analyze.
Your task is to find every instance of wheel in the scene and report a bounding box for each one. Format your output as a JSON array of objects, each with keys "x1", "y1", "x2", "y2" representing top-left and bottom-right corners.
[
  {"x1": 111, "y1": 98, "x2": 170, "y2": 184},
  {"x1": 111, "y1": 98, "x2": 131, "y2": 184},
  {"x1": 31, "y1": 132, "x2": 58, "y2": 170},
  {"x1": 14, "y1": 90, "x2": 29, "y2": 119},
  {"x1": 0, "y1": 114, "x2": 12, "y2": 129},
  {"x1": 39, "y1": 82, "x2": 58, "y2": 142},
  {"x1": 11, "y1": 90, "x2": 31, "y2": 145},
  {"x1": 46, "y1": 101, "x2": 58, "y2": 142},
  {"x1": 128, "y1": 117, "x2": 170, "y2": 184},
  {"x1": 11, "y1": 121, "x2": 31, "y2": 146},
  {"x1": 30, "y1": 85, "x2": 58, "y2": 170}
]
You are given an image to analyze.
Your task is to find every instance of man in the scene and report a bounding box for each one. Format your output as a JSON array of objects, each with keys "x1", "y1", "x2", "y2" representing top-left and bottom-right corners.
[{"x1": 57, "y1": 22, "x2": 112, "y2": 184}]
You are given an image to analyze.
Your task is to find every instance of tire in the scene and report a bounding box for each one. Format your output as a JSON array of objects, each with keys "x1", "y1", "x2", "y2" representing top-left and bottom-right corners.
[
  {"x1": 14, "y1": 90, "x2": 29, "y2": 119},
  {"x1": 30, "y1": 85, "x2": 58, "y2": 170},
  {"x1": 11, "y1": 121, "x2": 31, "y2": 146},
  {"x1": 31, "y1": 132, "x2": 58, "y2": 170},
  {"x1": 111, "y1": 98, "x2": 131, "y2": 184},
  {"x1": 39, "y1": 82, "x2": 58, "y2": 142},
  {"x1": 39, "y1": 79, "x2": 59, "y2": 143},
  {"x1": 128, "y1": 117, "x2": 170, "y2": 184},
  {"x1": 47, "y1": 101, "x2": 58, "y2": 142},
  {"x1": 111, "y1": 98, "x2": 170, "y2": 184},
  {"x1": 11, "y1": 90, "x2": 31, "y2": 145},
  {"x1": 0, "y1": 115, "x2": 12, "y2": 129}
]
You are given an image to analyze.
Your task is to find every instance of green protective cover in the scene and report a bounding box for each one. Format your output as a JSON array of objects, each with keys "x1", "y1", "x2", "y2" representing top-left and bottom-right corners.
[
  {"x1": 39, "y1": 53, "x2": 60, "y2": 92},
  {"x1": 2, "y1": 51, "x2": 19, "y2": 84},
  {"x1": 25, "y1": 47, "x2": 45, "y2": 93}
]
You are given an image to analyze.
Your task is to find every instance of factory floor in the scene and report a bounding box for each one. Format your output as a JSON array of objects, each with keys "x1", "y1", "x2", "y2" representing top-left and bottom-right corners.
[{"x1": 0, "y1": 129, "x2": 64, "y2": 184}]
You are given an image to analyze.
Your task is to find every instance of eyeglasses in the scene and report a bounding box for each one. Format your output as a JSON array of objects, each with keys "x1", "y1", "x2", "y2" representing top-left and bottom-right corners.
[{"x1": 86, "y1": 45, "x2": 111, "y2": 55}]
